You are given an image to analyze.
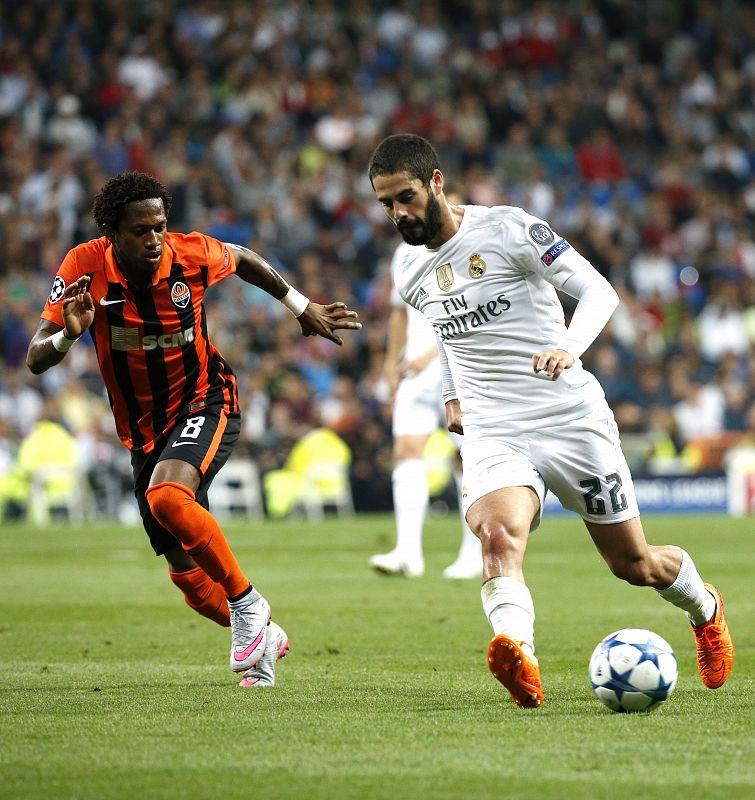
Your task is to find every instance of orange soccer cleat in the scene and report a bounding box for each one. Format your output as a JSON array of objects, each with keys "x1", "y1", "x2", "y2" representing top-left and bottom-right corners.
[
  {"x1": 692, "y1": 583, "x2": 734, "y2": 689},
  {"x1": 487, "y1": 634, "x2": 544, "y2": 708}
]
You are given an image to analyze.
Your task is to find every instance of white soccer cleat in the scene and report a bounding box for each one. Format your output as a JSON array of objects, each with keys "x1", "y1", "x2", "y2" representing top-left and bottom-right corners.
[
  {"x1": 369, "y1": 550, "x2": 424, "y2": 578},
  {"x1": 228, "y1": 590, "x2": 271, "y2": 673},
  {"x1": 239, "y1": 621, "x2": 290, "y2": 688},
  {"x1": 442, "y1": 557, "x2": 483, "y2": 580}
]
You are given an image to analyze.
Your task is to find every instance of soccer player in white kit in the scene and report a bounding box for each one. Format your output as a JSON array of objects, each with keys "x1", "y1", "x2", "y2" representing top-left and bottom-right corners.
[
  {"x1": 368, "y1": 134, "x2": 734, "y2": 708},
  {"x1": 369, "y1": 239, "x2": 483, "y2": 579}
]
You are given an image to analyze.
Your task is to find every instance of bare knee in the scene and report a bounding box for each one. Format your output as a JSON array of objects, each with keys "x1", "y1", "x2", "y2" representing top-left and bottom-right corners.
[
  {"x1": 471, "y1": 518, "x2": 529, "y2": 581},
  {"x1": 473, "y1": 518, "x2": 528, "y2": 557}
]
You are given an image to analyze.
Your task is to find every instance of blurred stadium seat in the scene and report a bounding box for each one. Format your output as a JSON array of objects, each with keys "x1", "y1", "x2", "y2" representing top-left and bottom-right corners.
[
  {"x1": 208, "y1": 458, "x2": 264, "y2": 520},
  {"x1": 28, "y1": 464, "x2": 94, "y2": 525}
]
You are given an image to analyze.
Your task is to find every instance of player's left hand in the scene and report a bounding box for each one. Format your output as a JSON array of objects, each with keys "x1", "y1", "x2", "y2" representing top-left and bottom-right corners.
[
  {"x1": 297, "y1": 302, "x2": 361, "y2": 345},
  {"x1": 532, "y1": 348, "x2": 574, "y2": 381}
]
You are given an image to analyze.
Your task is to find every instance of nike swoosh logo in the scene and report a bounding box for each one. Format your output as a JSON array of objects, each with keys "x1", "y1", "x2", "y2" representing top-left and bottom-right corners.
[
  {"x1": 707, "y1": 659, "x2": 727, "y2": 681},
  {"x1": 171, "y1": 441, "x2": 198, "y2": 448},
  {"x1": 233, "y1": 628, "x2": 267, "y2": 662},
  {"x1": 99, "y1": 297, "x2": 126, "y2": 306}
]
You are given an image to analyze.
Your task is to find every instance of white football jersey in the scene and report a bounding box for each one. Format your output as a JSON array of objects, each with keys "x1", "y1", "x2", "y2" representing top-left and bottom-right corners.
[{"x1": 393, "y1": 204, "x2": 608, "y2": 434}]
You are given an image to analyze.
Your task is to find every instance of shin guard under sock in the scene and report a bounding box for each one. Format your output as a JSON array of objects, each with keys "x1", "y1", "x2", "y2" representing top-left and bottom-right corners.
[
  {"x1": 169, "y1": 566, "x2": 231, "y2": 627},
  {"x1": 146, "y1": 481, "x2": 249, "y2": 598}
]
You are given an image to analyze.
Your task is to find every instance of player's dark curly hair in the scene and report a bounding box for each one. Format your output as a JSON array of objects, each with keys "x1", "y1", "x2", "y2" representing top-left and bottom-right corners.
[
  {"x1": 92, "y1": 172, "x2": 172, "y2": 233},
  {"x1": 368, "y1": 134, "x2": 440, "y2": 187}
]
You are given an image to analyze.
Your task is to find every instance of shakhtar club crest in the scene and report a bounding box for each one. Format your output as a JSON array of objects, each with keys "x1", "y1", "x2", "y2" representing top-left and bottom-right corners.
[
  {"x1": 170, "y1": 281, "x2": 191, "y2": 308},
  {"x1": 468, "y1": 253, "x2": 486, "y2": 278},
  {"x1": 436, "y1": 263, "x2": 454, "y2": 291}
]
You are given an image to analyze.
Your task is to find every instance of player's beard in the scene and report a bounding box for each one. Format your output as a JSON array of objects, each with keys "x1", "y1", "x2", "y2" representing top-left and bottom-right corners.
[{"x1": 397, "y1": 191, "x2": 442, "y2": 246}]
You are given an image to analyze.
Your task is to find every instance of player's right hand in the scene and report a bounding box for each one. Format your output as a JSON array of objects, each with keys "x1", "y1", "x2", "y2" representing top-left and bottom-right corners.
[
  {"x1": 445, "y1": 398, "x2": 463, "y2": 434},
  {"x1": 297, "y1": 301, "x2": 361, "y2": 345},
  {"x1": 61, "y1": 276, "x2": 95, "y2": 338}
]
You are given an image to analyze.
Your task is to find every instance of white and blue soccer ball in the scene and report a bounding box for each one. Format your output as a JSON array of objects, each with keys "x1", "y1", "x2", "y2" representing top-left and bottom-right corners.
[{"x1": 589, "y1": 628, "x2": 678, "y2": 712}]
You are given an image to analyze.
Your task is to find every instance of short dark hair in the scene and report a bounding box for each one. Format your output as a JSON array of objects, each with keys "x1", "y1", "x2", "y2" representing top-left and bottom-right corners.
[
  {"x1": 92, "y1": 172, "x2": 172, "y2": 233},
  {"x1": 368, "y1": 134, "x2": 440, "y2": 187}
]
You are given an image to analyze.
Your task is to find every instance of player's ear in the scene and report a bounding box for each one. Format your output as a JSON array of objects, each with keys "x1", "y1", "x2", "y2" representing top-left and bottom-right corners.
[{"x1": 431, "y1": 169, "x2": 444, "y2": 196}]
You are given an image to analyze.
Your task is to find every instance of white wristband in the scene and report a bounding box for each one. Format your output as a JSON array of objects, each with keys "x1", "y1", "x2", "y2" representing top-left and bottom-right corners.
[
  {"x1": 280, "y1": 286, "x2": 309, "y2": 317},
  {"x1": 51, "y1": 329, "x2": 79, "y2": 352}
]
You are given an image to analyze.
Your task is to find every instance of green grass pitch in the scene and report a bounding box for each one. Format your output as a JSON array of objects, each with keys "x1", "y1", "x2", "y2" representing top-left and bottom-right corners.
[{"x1": 0, "y1": 512, "x2": 752, "y2": 800}]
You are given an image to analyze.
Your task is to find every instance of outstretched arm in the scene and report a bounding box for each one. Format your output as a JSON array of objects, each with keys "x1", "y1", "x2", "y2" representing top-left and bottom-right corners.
[
  {"x1": 27, "y1": 276, "x2": 94, "y2": 374},
  {"x1": 227, "y1": 243, "x2": 361, "y2": 345}
]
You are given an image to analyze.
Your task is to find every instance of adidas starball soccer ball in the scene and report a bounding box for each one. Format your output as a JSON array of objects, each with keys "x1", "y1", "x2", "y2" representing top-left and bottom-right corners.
[{"x1": 589, "y1": 628, "x2": 678, "y2": 712}]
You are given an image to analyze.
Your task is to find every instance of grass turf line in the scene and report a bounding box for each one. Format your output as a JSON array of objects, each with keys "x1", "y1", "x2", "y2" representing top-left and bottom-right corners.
[{"x1": 0, "y1": 513, "x2": 752, "y2": 800}]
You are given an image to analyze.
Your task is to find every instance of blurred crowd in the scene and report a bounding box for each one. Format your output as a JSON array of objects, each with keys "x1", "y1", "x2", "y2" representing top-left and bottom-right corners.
[{"x1": 0, "y1": 0, "x2": 754, "y2": 517}]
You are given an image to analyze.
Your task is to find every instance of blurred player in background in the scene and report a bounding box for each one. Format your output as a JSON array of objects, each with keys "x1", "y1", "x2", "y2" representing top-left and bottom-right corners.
[
  {"x1": 368, "y1": 134, "x2": 733, "y2": 708},
  {"x1": 370, "y1": 189, "x2": 482, "y2": 580},
  {"x1": 26, "y1": 171, "x2": 360, "y2": 688}
]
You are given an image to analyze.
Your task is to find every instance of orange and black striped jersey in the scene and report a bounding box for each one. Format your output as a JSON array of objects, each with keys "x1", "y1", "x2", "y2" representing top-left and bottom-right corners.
[{"x1": 42, "y1": 232, "x2": 239, "y2": 453}]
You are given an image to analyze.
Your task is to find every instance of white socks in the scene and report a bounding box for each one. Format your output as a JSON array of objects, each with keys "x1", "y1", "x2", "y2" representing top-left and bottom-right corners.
[
  {"x1": 392, "y1": 458, "x2": 429, "y2": 563},
  {"x1": 481, "y1": 576, "x2": 536, "y2": 658},
  {"x1": 478, "y1": 551, "x2": 712, "y2": 668},
  {"x1": 656, "y1": 547, "x2": 715, "y2": 626}
]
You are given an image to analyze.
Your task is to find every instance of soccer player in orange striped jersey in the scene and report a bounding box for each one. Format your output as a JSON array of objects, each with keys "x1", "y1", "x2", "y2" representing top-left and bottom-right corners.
[{"x1": 27, "y1": 172, "x2": 361, "y2": 686}]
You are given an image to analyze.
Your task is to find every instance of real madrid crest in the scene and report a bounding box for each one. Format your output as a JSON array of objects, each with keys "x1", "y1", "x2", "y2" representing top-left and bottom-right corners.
[
  {"x1": 468, "y1": 253, "x2": 486, "y2": 278},
  {"x1": 435, "y1": 262, "x2": 454, "y2": 291}
]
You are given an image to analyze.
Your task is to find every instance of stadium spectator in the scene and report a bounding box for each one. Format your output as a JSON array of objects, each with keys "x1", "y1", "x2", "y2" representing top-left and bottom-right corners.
[
  {"x1": 0, "y1": 367, "x2": 44, "y2": 438},
  {"x1": 627, "y1": 361, "x2": 674, "y2": 417},
  {"x1": 696, "y1": 280, "x2": 750, "y2": 363},
  {"x1": 367, "y1": 133, "x2": 734, "y2": 709},
  {"x1": 0, "y1": 395, "x2": 82, "y2": 522},
  {"x1": 673, "y1": 378, "x2": 727, "y2": 444},
  {"x1": 0, "y1": 0, "x2": 751, "y2": 515},
  {"x1": 628, "y1": 236, "x2": 679, "y2": 303},
  {"x1": 18, "y1": 146, "x2": 86, "y2": 254},
  {"x1": 46, "y1": 94, "x2": 97, "y2": 157},
  {"x1": 25, "y1": 171, "x2": 360, "y2": 688},
  {"x1": 588, "y1": 343, "x2": 635, "y2": 407},
  {"x1": 575, "y1": 127, "x2": 627, "y2": 185}
]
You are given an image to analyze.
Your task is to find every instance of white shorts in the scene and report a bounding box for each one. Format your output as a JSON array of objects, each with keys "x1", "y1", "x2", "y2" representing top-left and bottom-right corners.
[
  {"x1": 392, "y1": 363, "x2": 445, "y2": 437},
  {"x1": 460, "y1": 405, "x2": 639, "y2": 529}
]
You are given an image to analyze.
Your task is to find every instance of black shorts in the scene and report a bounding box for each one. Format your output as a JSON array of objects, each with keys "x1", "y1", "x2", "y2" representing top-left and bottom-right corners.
[{"x1": 130, "y1": 404, "x2": 241, "y2": 555}]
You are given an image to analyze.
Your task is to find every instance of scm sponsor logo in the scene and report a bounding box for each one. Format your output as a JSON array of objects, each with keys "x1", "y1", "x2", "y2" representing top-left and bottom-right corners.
[
  {"x1": 110, "y1": 325, "x2": 195, "y2": 351},
  {"x1": 142, "y1": 327, "x2": 195, "y2": 350}
]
